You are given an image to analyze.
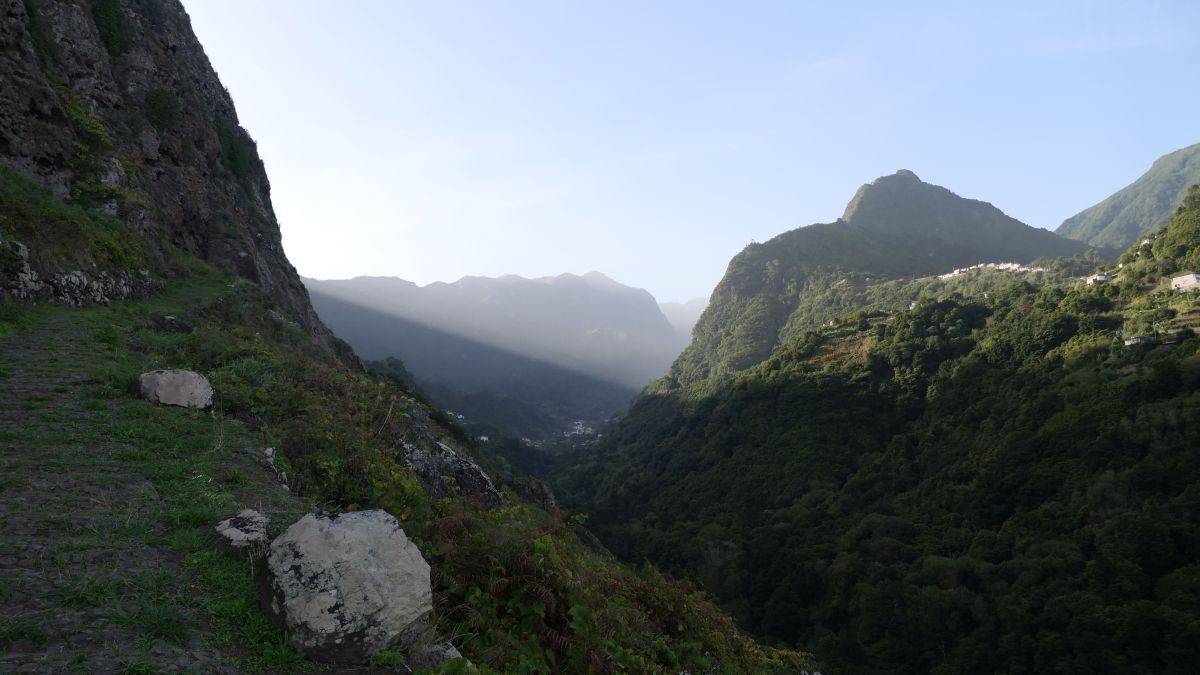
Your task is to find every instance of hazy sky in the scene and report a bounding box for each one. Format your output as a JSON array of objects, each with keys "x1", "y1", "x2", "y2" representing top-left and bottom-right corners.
[{"x1": 182, "y1": 0, "x2": 1199, "y2": 303}]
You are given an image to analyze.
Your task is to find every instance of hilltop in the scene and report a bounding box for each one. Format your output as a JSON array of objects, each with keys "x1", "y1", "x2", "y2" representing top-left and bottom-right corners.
[{"x1": 667, "y1": 170, "x2": 1094, "y2": 391}]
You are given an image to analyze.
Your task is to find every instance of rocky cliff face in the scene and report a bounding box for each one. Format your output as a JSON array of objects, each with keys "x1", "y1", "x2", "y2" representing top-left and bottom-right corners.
[{"x1": 0, "y1": 0, "x2": 328, "y2": 343}]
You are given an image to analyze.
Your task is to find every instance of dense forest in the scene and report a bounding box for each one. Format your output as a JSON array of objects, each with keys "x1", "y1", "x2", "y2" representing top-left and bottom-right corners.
[{"x1": 560, "y1": 187, "x2": 1200, "y2": 673}]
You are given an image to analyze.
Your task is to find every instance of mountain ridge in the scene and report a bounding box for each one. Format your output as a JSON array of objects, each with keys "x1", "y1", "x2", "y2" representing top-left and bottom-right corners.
[
  {"x1": 665, "y1": 170, "x2": 1095, "y2": 391},
  {"x1": 1057, "y1": 142, "x2": 1200, "y2": 250}
]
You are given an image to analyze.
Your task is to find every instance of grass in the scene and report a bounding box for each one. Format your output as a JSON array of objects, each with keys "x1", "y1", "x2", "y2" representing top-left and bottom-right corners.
[
  {"x1": 0, "y1": 278, "x2": 323, "y2": 672},
  {"x1": 0, "y1": 165, "x2": 152, "y2": 272}
]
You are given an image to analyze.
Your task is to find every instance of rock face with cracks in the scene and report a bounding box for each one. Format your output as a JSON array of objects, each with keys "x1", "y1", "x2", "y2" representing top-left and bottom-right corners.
[{"x1": 261, "y1": 510, "x2": 432, "y2": 663}]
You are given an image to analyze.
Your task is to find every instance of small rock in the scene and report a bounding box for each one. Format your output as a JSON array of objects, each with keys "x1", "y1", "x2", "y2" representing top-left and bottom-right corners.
[
  {"x1": 138, "y1": 369, "x2": 213, "y2": 409},
  {"x1": 408, "y1": 640, "x2": 464, "y2": 670},
  {"x1": 262, "y1": 510, "x2": 432, "y2": 663},
  {"x1": 146, "y1": 314, "x2": 194, "y2": 334},
  {"x1": 213, "y1": 509, "x2": 270, "y2": 557}
]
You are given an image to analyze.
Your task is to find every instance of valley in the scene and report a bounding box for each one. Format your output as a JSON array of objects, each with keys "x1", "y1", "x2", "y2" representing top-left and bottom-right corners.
[{"x1": 1, "y1": 1, "x2": 1198, "y2": 673}]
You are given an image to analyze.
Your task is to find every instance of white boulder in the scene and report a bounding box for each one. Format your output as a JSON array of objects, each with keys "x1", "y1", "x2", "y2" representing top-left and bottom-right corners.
[
  {"x1": 261, "y1": 510, "x2": 432, "y2": 663},
  {"x1": 138, "y1": 368, "x2": 213, "y2": 409}
]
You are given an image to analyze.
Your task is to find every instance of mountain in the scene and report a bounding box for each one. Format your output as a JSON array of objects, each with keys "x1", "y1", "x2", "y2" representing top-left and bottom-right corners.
[
  {"x1": 1058, "y1": 142, "x2": 1200, "y2": 250},
  {"x1": 667, "y1": 170, "x2": 1094, "y2": 391},
  {"x1": 0, "y1": 0, "x2": 330, "y2": 346},
  {"x1": 304, "y1": 272, "x2": 685, "y2": 438},
  {"x1": 303, "y1": 284, "x2": 639, "y2": 440},
  {"x1": 559, "y1": 186, "x2": 1200, "y2": 673},
  {"x1": 658, "y1": 297, "x2": 708, "y2": 343},
  {"x1": 0, "y1": 3, "x2": 809, "y2": 672}
]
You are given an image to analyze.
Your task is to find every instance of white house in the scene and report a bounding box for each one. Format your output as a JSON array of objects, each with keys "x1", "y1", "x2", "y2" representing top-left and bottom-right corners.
[
  {"x1": 1170, "y1": 272, "x2": 1200, "y2": 291},
  {"x1": 1124, "y1": 336, "x2": 1153, "y2": 346},
  {"x1": 1085, "y1": 273, "x2": 1113, "y2": 285}
]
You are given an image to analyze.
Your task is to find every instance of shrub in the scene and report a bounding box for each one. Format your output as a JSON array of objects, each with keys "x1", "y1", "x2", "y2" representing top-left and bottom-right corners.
[
  {"x1": 89, "y1": 0, "x2": 129, "y2": 56},
  {"x1": 145, "y1": 89, "x2": 181, "y2": 131}
]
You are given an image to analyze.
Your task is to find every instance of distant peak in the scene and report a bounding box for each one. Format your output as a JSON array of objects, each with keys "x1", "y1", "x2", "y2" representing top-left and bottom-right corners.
[{"x1": 892, "y1": 168, "x2": 920, "y2": 180}]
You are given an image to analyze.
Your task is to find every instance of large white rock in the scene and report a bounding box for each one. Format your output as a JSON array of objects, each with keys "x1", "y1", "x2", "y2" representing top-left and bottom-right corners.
[
  {"x1": 138, "y1": 368, "x2": 213, "y2": 409},
  {"x1": 261, "y1": 510, "x2": 432, "y2": 663}
]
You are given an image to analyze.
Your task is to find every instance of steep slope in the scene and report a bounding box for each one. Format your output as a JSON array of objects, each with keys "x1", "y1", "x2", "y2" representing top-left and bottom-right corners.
[
  {"x1": 561, "y1": 187, "x2": 1200, "y2": 674},
  {"x1": 668, "y1": 170, "x2": 1093, "y2": 390},
  {"x1": 0, "y1": 0, "x2": 328, "y2": 344},
  {"x1": 1058, "y1": 142, "x2": 1200, "y2": 250}
]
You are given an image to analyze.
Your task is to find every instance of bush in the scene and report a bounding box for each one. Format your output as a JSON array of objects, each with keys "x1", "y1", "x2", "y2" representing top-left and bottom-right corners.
[
  {"x1": 145, "y1": 89, "x2": 181, "y2": 131},
  {"x1": 89, "y1": 0, "x2": 129, "y2": 56}
]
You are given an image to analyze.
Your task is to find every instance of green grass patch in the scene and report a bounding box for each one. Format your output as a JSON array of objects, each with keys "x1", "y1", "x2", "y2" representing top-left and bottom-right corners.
[
  {"x1": 186, "y1": 551, "x2": 313, "y2": 672},
  {"x1": 0, "y1": 165, "x2": 152, "y2": 272}
]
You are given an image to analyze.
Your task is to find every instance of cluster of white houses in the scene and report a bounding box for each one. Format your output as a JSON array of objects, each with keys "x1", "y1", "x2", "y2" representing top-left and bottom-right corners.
[
  {"x1": 938, "y1": 261, "x2": 1046, "y2": 280},
  {"x1": 1082, "y1": 271, "x2": 1200, "y2": 291}
]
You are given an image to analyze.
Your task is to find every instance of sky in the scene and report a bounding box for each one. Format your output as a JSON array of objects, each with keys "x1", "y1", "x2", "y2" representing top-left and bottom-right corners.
[{"x1": 181, "y1": 0, "x2": 1200, "y2": 303}]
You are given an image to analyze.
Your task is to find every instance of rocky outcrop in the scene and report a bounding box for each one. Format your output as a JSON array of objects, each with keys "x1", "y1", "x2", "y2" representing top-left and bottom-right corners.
[
  {"x1": 0, "y1": 237, "x2": 159, "y2": 304},
  {"x1": 261, "y1": 510, "x2": 432, "y2": 663},
  {"x1": 404, "y1": 440, "x2": 502, "y2": 507},
  {"x1": 213, "y1": 509, "x2": 269, "y2": 558},
  {"x1": 138, "y1": 368, "x2": 212, "y2": 409},
  {"x1": 0, "y1": 0, "x2": 332, "y2": 347}
]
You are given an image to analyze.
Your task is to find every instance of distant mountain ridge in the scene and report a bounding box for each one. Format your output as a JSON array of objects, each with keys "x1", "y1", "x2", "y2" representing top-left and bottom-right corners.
[
  {"x1": 658, "y1": 298, "x2": 708, "y2": 343},
  {"x1": 665, "y1": 170, "x2": 1094, "y2": 389},
  {"x1": 304, "y1": 271, "x2": 686, "y2": 438},
  {"x1": 305, "y1": 271, "x2": 680, "y2": 389},
  {"x1": 1057, "y1": 143, "x2": 1200, "y2": 250}
]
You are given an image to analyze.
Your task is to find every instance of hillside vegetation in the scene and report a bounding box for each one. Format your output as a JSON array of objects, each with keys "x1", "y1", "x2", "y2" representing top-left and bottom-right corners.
[
  {"x1": 561, "y1": 188, "x2": 1200, "y2": 674},
  {"x1": 1058, "y1": 142, "x2": 1200, "y2": 251},
  {"x1": 667, "y1": 170, "x2": 1093, "y2": 394},
  {"x1": 0, "y1": 169, "x2": 812, "y2": 673}
]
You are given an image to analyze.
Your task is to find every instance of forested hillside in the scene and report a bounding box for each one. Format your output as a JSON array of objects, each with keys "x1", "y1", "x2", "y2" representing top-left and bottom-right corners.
[
  {"x1": 667, "y1": 170, "x2": 1093, "y2": 393},
  {"x1": 1058, "y1": 142, "x2": 1200, "y2": 251},
  {"x1": 561, "y1": 187, "x2": 1200, "y2": 674}
]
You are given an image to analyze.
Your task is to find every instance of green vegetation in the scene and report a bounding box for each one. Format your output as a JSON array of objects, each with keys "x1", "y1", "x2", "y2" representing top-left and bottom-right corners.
[
  {"x1": 55, "y1": 87, "x2": 130, "y2": 207},
  {"x1": 22, "y1": 0, "x2": 58, "y2": 66},
  {"x1": 89, "y1": 0, "x2": 130, "y2": 57},
  {"x1": 560, "y1": 187, "x2": 1200, "y2": 673},
  {"x1": 215, "y1": 117, "x2": 260, "y2": 184},
  {"x1": 1058, "y1": 142, "x2": 1200, "y2": 250},
  {"x1": 0, "y1": 165, "x2": 152, "y2": 272},
  {"x1": 2, "y1": 261, "x2": 812, "y2": 671},
  {"x1": 144, "y1": 89, "x2": 181, "y2": 131},
  {"x1": 666, "y1": 171, "x2": 1093, "y2": 394}
]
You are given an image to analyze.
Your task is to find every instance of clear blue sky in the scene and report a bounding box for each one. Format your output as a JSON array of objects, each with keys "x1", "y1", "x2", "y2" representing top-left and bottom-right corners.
[{"x1": 182, "y1": 0, "x2": 1199, "y2": 303}]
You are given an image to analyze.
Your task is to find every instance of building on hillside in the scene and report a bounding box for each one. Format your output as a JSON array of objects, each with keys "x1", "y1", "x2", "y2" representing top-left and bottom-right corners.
[
  {"x1": 1170, "y1": 272, "x2": 1200, "y2": 291},
  {"x1": 1085, "y1": 273, "x2": 1113, "y2": 285},
  {"x1": 1124, "y1": 335, "x2": 1153, "y2": 346}
]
